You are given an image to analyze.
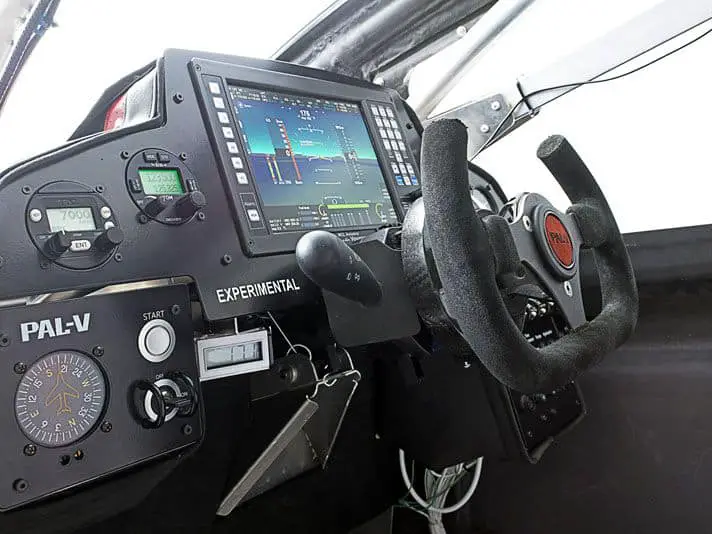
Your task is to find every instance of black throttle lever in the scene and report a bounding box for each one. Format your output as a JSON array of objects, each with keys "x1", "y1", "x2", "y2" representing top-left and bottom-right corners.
[{"x1": 296, "y1": 230, "x2": 383, "y2": 307}]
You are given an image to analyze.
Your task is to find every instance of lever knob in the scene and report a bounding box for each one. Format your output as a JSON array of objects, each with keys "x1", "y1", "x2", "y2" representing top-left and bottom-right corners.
[
  {"x1": 172, "y1": 191, "x2": 206, "y2": 219},
  {"x1": 45, "y1": 230, "x2": 71, "y2": 258},
  {"x1": 143, "y1": 196, "x2": 172, "y2": 218},
  {"x1": 96, "y1": 226, "x2": 124, "y2": 251},
  {"x1": 296, "y1": 230, "x2": 382, "y2": 306}
]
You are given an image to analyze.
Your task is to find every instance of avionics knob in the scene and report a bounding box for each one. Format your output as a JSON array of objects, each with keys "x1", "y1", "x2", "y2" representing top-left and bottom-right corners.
[
  {"x1": 172, "y1": 191, "x2": 206, "y2": 219},
  {"x1": 143, "y1": 195, "x2": 172, "y2": 218},
  {"x1": 45, "y1": 230, "x2": 71, "y2": 258},
  {"x1": 95, "y1": 226, "x2": 124, "y2": 251}
]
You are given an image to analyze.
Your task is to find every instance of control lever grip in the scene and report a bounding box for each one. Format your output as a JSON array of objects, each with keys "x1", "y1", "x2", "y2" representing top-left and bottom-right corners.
[{"x1": 296, "y1": 230, "x2": 382, "y2": 307}]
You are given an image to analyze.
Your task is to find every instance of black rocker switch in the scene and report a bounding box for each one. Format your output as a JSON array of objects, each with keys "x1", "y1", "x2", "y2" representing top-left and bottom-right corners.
[
  {"x1": 96, "y1": 227, "x2": 124, "y2": 252},
  {"x1": 143, "y1": 196, "x2": 172, "y2": 218},
  {"x1": 296, "y1": 230, "x2": 382, "y2": 307},
  {"x1": 172, "y1": 191, "x2": 206, "y2": 219},
  {"x1": 45, "y1": 230, "x2": 71, "y2": 258}
]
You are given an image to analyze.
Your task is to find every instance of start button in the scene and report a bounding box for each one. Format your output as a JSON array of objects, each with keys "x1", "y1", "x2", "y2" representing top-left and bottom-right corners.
[{"x1": 138, "y1": 319, "x2": 176, "y2": 363}]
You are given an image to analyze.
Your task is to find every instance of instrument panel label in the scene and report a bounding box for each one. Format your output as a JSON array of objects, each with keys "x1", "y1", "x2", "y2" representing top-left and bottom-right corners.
[
  {"x1": 216, "y1": 278, "x2": 301, "y2": 303},
  {"x1": 20, "y1": 313, "x2": 91, "y2": 342}
]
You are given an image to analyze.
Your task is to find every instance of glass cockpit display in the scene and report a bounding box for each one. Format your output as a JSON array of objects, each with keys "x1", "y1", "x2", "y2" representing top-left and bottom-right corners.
[{"x1": 228, "y1": 86, "x2": 398, "y2": 233}]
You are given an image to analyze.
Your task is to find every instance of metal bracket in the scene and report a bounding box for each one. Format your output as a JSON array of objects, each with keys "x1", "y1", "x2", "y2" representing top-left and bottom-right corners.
[
  {"x1": 217, "y1": 347, "x2": 361, "y2": 516},
  {"x1": 426, "y1": 93, "x2": 512, "y2": 158}
]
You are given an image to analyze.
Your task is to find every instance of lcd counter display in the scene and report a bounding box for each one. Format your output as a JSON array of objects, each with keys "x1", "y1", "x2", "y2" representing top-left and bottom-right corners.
[
  {"x1": 46, "y1": 207, "x2": 97, "y2": 233},
  {"x1": 138, "y1": 168, "x2": 185, "y2": 196},
  {"x1": 228, "y1": 85, "x2": 398, "y2": 233},
  {"x1": 205, "y1": 342, "x2": 262, "y2": 370}
]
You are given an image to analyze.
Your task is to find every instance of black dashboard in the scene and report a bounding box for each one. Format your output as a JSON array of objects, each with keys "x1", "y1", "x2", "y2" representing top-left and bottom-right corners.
[
  {"x1": 0, "y1": 49, "x2": 584, "y2": 530},
  {"x1": 0, "y1": 50, "x2": 441, "y2": 320}
]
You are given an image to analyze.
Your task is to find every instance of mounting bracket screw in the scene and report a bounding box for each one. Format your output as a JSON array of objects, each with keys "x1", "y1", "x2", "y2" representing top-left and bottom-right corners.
[
  {"x1": 479, "y1": 124, "x2": 490, "y2": 134},
  {"x1": 490, "y1": 101, "x2": 501, "y2": 111},
  {"x1": 120, "y1": 151, "x2": 130, "y2": 160},
  {"x1": 0, "y1": 333, "x2": 10, "y2": 347},
  {"x1": 13, "y1": 362, "x2": 25, "y2": 374},
  {"x1": 92, "y1": 346, "x2": 104, "y2": 357},
  {"x1": 173, "y1": 93, "x2": 184, "y2": 104},
  {"x1": 100, "y1": 421, "x2": 112, "y2": 433},
  {"x1": 23, "y1": 444, "x2": 36, "y2": 457},
  {"x1": 21, "y1": 185, "x2": 32, "y2": 195},
  {"x1": 171, "y1": 304, "x2": 181, "y2": 316},
  {"x1": 182, "y1": 424, "x2": 193, "y2": 436},
  {"x1": 221, "y1": 254, "x2": 233, "y2": 266}
]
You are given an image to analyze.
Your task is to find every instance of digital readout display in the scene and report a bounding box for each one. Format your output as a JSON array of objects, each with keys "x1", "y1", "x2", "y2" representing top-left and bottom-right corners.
[
  {"x1": 204, "y1": 342, "x2": 262, "y2": 370},
  {"x1": 46, "y1": 207, "x2": 97, "y2": 233},
  {"x1": 138, "y1": 168, "x2": 185, "y2": 196}
]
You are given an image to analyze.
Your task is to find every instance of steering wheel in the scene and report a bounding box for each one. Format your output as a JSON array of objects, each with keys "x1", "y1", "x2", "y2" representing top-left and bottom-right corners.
[{"x1": 403, "y1": 119, "x2": 638, "y2": 393}]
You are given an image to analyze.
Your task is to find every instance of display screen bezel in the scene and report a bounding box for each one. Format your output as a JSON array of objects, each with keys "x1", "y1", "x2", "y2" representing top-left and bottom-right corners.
[
  {"x1": 226, "y1": 84, "x2": 400, "y2": 236},
  {"x1": 193, "y1": 58, "x2": 407, "y2": 257}
]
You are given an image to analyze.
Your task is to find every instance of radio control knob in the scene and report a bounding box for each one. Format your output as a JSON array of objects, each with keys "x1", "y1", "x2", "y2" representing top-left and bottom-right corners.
[
  {"x1": 45, "y1": 230, "x2": 71, "y2": 258},
  {"x1": 143, "y1": 196, "x2": 172, "y2": 218},
  {"x1": 96, "y1": 226, "x2": 124, "y2": 251},
  {"x1": 172, "y1": 191, "x2": 206, "y2": 219}
]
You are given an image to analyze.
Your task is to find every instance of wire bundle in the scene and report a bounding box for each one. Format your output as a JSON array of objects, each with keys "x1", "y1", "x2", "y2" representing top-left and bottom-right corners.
[{"x1": 398, "y1": 449, "x2": 483, "y2": 534}]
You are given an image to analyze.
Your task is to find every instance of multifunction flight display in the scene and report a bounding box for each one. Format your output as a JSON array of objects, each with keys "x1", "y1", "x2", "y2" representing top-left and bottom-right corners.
[{"x1": 228, "y1": 86, "x2": 398, "y2": 233}]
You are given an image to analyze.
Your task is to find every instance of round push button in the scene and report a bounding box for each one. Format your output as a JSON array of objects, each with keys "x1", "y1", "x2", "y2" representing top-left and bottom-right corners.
[
  {"x1": 543, "y1": 213, "x2": 574, "y2": 268},
  {"x1": 138, "y1": 319, "x2": 176, "y2": 363}
]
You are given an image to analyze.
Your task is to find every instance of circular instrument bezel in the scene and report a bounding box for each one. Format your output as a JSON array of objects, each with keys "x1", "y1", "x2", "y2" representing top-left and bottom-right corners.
[{"x1": 14, "y1": 350, "x2": 108, "y2": 448}]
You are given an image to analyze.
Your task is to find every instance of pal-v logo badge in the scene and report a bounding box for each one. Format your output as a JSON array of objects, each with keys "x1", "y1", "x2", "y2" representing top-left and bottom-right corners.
[{"x1": 20, "y1": 313, "x2": 91, "y2": 342}]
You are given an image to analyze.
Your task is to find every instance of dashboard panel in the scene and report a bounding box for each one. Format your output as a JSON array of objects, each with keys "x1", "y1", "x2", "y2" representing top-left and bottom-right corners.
[{"x1": 0, "y1": 50, "x2": 429, "y2": 320}]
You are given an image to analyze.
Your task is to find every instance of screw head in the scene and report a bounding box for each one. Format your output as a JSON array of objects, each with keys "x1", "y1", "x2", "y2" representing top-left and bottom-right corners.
[
  {"x1": 173, "y1": 93, "x2": 184, "y2": 104},
  {"x1": 221, "y1": 254, "x2": 233, "y2": 266},
  {"x1": 21, "y1": 185, "x2": 32, "y2": 195},
  {"x1": 490, "y1": 101, "x2": 502, "y2": 111},
  {"x1": 92, "y1": 346, "x2": 104, "y2": 357},
  {"x1": 0, "y1": 256, "x2": 5, "y2": 268},
  {"x1": 0, "y1": 334, "x2": 10, "y2": 347},
  {"x1": 564, "y1": 281, "x2": 573, "y2": 297},
  {"x1": 138, "y1": 213, "x2": 149, "y2": 224},
  {"x1": 114, "y1": 252, "x2": 123, "y2": 262},
  {"x1": 456, "y1": 25, "x2": 468, "y2": 37},
  {"x1": 120, "y1": 151, "x2": 130, "y2": 160},
  {"x1": 179, "y1": 152, "x2": 188, "y2": 161},
  {"x1": 100, "y1": 421, "x2": 112, "y2": 433},
  {"x1": 23, "y1": 444, "x2": 36, "y2": 456},
  {"x1": 171, "y1": 304, "x2": 181, "y2": 316},
  {"x1": 13, "y1": 362, "x2": 26, "y2": 374},
  {"x1": 197, "y1": 212, "x2": 206, "y2": 221},
  {"x1": 479, "y1": 124, "x2": 490, "y2": 134},
  {"x1": 12, "y1": 479, "x2": 28, "y2": 493},
  {"x1": 522, "y1": 215, "x2": 532, "y2": 232},
  {"x1": 182, "y1": 424, "x2": 193, "y2": 436}
]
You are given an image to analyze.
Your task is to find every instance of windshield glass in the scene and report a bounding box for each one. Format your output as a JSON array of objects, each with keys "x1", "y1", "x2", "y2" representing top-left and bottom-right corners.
[
  {"x1": 0, "y1": 0, "x2": 334, "y2": 171},
  {"x1": 408, "y1": 0, "x2": 712, "y2": 233}
]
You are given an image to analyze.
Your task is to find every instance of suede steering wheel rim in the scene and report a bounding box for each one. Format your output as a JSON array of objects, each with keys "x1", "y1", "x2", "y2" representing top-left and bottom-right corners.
[{"x1": 417, "y1": 119, "x2": 638, "y2": 393}]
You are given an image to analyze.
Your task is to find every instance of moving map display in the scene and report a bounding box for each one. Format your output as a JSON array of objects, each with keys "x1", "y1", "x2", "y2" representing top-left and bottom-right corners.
[{"x1": 228, "y1": 85, "x2": 398, "y2": 233}]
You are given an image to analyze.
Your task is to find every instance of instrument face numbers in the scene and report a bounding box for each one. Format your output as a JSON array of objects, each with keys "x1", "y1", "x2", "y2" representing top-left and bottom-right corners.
[{"x1": 14, "y1": 351, "x2": 107, "y2": 448}]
